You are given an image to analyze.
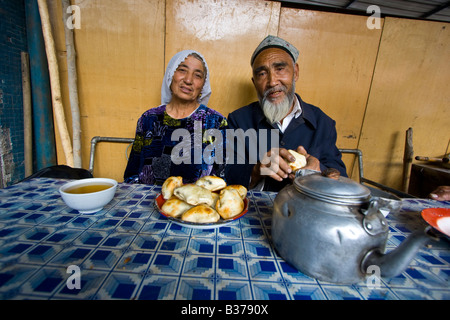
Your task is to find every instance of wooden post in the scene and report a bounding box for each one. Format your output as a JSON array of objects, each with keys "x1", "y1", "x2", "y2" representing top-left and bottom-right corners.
[
  {"x1": 21, "y1": 52, "x2": 33, "y2": 177},
  {"x1": 402, "y1": 127, "x2": 413, "y2": 193},
  {"x1": 62, "y1": 0, "x2": 82, "y2": 168},
  {"x1": 37, "y1": 0, "x2": 74, "y2": 167}
]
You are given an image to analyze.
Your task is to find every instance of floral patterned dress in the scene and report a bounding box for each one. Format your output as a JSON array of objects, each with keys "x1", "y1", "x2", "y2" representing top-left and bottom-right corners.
[{"x1": 124, "y1": 105, "x2": 228, "y2": 185}]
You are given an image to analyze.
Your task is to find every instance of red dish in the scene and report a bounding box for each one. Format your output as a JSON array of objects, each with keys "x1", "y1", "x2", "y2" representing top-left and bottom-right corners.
[{"x1": 421, "y1": 208, "x2": 450, "y2": 237}]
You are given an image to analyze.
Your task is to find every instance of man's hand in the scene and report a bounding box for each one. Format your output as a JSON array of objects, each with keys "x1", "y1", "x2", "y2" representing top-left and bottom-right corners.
[
  {"x1": 429, "y1": 186, "x2": 450, "y2": 201},
  {"x1": 288, "y1": 146, "x2": 320, "y2": 180},
  {"x1": 249, "y1": 146, "x2": 321, "y2": 188}
]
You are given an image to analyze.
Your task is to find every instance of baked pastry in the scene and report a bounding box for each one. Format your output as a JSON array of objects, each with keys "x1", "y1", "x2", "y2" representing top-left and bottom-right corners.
[
  {"x1": 195, "y1": 176, "x2": 226, "y2": 191},
  {"x1": 224, "y1": 185, "x2": 247, "y2": 200},
  {"x1": 288, "y1": 150, "x2": 307, "y2": 172},
  {"x1": 173, "y1": 184, "x2": 215, "y2": 206},
  {"x1": 210, "y1": 192, "x2": 220, "y2": 208},
  {"x1": 161, "y1": 176, "x2": 183, "y2": 200},
  {"x1": 216, "y1": 188, "x2": 244, "y2": 219},
  {"x1": 181, "y1": 204, "x2": 220, "y2": 223},
  {"x1": 161, "y1": 197, "x2": 193, "y2": 218}
]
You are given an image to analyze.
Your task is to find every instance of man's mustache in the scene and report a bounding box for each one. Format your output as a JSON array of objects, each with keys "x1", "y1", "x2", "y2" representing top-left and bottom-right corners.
[{"x1": 263, "y1": 85, "x2": 288, "y2": 102}]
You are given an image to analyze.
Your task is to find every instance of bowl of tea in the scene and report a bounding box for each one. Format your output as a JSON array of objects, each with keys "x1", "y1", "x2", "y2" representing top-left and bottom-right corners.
[{"x1": 59, "y1": 178, "x2": 118, "y2": 214}]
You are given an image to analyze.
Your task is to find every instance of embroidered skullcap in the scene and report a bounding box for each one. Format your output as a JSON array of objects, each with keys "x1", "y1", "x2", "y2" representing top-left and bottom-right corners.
[
  {"x1": 250, "y1": 35, "x2": 299, "y2": 65},
  {"x1": 161, "y1": 50, "x2": 211, "y2": 105}
]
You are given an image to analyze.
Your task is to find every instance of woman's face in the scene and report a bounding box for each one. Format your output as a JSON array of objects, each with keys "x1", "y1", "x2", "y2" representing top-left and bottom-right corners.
[{"x1": 170, "y1": 55, "x2": 206, "y2": 103}]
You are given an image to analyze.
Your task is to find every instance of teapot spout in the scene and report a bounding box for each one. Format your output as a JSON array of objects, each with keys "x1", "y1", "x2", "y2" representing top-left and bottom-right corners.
[{"x1": 361, "y1": 226, "x2": 439, "y2": 278}]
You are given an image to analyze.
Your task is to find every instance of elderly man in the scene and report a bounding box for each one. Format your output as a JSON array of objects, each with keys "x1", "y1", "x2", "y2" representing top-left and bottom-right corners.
[{"x1": 225, "y1": 35, "x2": 347, "y2": 192}]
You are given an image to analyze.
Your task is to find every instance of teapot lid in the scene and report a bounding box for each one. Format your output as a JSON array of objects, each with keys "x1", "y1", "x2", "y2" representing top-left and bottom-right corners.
[{"x1": 293, "y1": 171, "x2": 371, "y2": 205}]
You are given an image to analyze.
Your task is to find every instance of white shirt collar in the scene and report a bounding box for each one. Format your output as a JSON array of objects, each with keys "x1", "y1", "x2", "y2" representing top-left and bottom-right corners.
[{"x1": 276, "y1": 96, "x2": 302, "y2": 133}]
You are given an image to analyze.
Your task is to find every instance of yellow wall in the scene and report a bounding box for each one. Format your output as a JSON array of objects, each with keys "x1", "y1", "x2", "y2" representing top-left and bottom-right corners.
[
  {"x1": 359, "y1": 17, "x2": 450, "y2": 189},
  {"x1": 50, "y1": 0, "x2": 165, "y2": 180},
  {"x1": 278, "y1": 8, "x2": 383, "y2": 176},
  {"x1": 166, "y1": 0, "x2": 280, "y2": 116},
  {"x1": 47, "y1": 0, "x2": 449, "y2": 191}
]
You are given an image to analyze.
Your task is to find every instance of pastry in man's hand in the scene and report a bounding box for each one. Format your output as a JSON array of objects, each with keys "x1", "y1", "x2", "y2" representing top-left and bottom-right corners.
[
  {"x1": 216, "y1": 188, "x2": 244, "y2": 219},
  {"x1": 195, "y1": 175, "x2": 227, "y2": 191},
  {"x1": 173, "y1": 184, "x2": 215, "y2": 206},
  {"x1": 181, "y1": 204, "x2": 220, "y2": 223},
  {"x1": 161, "y1": 176, "x2": 183, "y2": 200},
  {"x1": 161, "y1": 197, "x2": 193, "y2": 218},
  {"x1": 288, "y1": 150, "x2": 307, "y2": 172},
  {"x1": 223, "y1": 185, "x2": 247, "y2": 200}
]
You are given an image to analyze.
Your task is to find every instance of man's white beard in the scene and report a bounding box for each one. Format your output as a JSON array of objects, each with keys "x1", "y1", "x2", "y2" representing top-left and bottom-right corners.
[{"x1": 261, "y1": 83, "x2": 296, "y2": 124}]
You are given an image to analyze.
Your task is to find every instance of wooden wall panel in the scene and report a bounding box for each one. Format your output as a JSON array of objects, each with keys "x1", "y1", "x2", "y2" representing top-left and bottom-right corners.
[
  {"x1": 47, "y1": 0, "x2": 71, "y2": 170},
  {"x1": 51, "y1": 0, "x2": 166, "y2": 181},
  {"x1": 359, "y1": 17, "x2": 450, "y2": 190},
  {"x1": 47, "y1": 0, "x2": 449, "y2": 190},
  {"x1": 278, "y1": 9, "x2": 383, "y2": 178},
  {"x1": 165, "y1": 0, "x2": 280, "y2": 117}
]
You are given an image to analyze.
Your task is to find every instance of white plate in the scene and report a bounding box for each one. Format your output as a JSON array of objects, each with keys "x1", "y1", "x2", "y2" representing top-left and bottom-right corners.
[{"x1": 155, "y1": 194, "x2": 249, "y2": 229}]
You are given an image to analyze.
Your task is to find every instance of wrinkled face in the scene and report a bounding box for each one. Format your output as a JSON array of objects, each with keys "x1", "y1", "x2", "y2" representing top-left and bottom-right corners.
[
  {"x1": 252, "y1": 48, "x2": 299, "y2": 123},
  {"x1": 170, "y1": 55, "x2": 206, "y2": 103}
]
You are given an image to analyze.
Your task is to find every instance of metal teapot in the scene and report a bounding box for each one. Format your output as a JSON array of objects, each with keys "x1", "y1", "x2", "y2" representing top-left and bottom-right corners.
[{"x1": 271, "y1": 169, "x2": 437, "y2": 284}]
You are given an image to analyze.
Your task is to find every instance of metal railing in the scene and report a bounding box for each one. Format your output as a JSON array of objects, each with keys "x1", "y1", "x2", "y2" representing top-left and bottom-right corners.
[
  {"x1": 339, "y1": 148, "x2": 414, "y2": 198},
  {"x1": 89, "y1": 136, "x2": 134, "y2": 174},
  {"x1": 88, "y1": 141, "x2": 414, "y2": 198}
]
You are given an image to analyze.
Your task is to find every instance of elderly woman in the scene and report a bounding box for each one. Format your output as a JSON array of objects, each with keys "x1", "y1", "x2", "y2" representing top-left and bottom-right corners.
[{"x1": 124, "y1": 50, "x2": 228, "y2": 184}]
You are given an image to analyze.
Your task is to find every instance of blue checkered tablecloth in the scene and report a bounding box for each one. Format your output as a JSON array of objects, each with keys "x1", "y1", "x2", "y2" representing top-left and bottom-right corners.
[{"x1": 0, "y1": 178, "x2": 449, "y2": 300}]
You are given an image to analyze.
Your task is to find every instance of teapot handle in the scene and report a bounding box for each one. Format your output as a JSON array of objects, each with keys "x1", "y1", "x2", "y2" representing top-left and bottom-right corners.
[
  {"x1": 363, "y1": 196, "x2": 402, "y2": 218},
  {"x1": 295, "y1": 168, "x2": 319, "y2": 177},
  {"x1": 295, "y1": 168, "x2": 341, "y2": 180}
]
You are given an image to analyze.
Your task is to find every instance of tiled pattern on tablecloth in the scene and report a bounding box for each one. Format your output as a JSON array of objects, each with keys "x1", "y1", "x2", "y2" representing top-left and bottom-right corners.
[{"x1": 0, "y1": 178, "x2": 449, "y2": 300}]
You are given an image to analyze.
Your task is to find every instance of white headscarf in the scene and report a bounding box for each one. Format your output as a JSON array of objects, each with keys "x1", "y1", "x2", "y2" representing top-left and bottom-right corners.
[{"x1": 161, "y1": 50, "x2": 212, "y2": 106}]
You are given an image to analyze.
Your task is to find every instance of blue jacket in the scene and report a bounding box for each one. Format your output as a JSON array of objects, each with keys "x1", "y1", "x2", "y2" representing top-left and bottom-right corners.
[{"x1": 225, "y1": 94, "x2": 347, "y2": 191}]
